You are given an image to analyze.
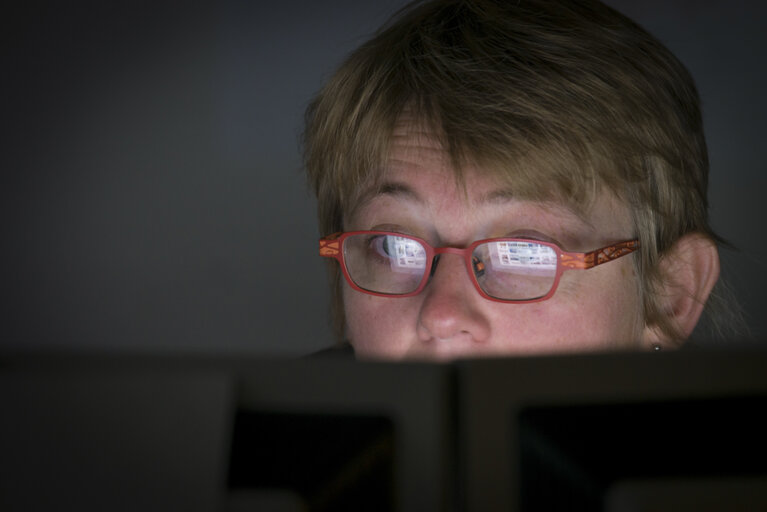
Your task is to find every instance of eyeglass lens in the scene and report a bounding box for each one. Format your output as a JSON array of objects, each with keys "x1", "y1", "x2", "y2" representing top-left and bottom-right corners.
[{"x1": 342, "y1": 233, "x2": 558, "y2": 301}]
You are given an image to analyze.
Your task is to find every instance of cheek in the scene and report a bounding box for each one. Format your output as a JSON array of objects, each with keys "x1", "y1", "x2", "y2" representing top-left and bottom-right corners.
[
  {"x1": 489, "y1": 265, "x2": 644, "y2": 353},
  {"x1": 342, "y1": 260, "x2": 645, "y2": 357},
  {"x1": 343, "y1": 285, "x2": 420, "y2": 359},
  {"x1": 550, "y1": 265, "x2": 643, "y2": 348}
]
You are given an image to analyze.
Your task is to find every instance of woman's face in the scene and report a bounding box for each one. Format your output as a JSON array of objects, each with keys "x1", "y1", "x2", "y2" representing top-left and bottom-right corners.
[{"x1": 342, "y1": 123, "x2": 654, "y2": 360}]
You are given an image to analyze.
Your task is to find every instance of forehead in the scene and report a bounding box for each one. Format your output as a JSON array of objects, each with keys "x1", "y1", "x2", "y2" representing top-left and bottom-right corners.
[
  {"x1": 351, "y1": 118, "x2": 594, "y2": 219},
  {"x1": 386, "y1": 115, "x2": 606, "y2": 198},
  {"x1": 347, "y1": 121, "x2": 634, "y2": 245}
]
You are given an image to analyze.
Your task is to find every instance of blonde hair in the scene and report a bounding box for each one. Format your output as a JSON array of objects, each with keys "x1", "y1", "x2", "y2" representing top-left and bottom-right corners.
[{"x1": 304, "y1": 0, "x2": 716, "y2": 342}]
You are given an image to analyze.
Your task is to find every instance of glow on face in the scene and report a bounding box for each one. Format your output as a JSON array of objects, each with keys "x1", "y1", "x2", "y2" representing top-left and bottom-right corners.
[{"x1": 342, "y1": 122, "x2": 649, "y2": 361}]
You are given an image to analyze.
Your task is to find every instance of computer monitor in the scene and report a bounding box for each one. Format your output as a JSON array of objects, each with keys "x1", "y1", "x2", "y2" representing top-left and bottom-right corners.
[
  {"x1": 457, "y1": 350, "x2": 767, "y2": 511},
  {"x1": 2, "y1": 349, "x2": 766, "y2": 511}
]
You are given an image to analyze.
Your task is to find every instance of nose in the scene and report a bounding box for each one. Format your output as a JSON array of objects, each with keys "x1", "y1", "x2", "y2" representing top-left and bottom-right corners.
[{"x1": 416, "y1": 253, "x2": 491, "y2": 344}]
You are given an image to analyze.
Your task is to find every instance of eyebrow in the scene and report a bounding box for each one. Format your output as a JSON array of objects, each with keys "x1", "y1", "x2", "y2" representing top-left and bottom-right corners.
[
  {"x1": 376, "y1": 181, "x2": 423, "y2": 202},
  {"x1": 346, "y1": 180, "x2": 423, "y2": 225},
  {"x1": 481, "y1": 187, "x2": 596, "y2": 229},
  {"x1": 355, "y1": 180, "x2": 424, "y2": 209},
  {"x1": 480, "y1": 187, "x2": 517, "y2": 205},
  {"x1": 352, "y1": 179, "x2": 595, "y2": 231}
]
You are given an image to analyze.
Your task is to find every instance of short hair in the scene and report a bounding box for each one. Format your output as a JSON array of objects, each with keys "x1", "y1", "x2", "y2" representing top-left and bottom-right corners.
[{"x1": 303, "y1": 0, "x2": 716, "y2": 343}]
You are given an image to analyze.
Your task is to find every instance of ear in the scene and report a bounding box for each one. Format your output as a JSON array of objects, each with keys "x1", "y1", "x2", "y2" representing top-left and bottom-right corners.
[{"x1": 641, "y1": 233, "x2": 720, "y2": 348}]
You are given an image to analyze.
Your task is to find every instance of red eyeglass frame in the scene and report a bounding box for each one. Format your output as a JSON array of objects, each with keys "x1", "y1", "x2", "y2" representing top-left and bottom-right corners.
[{"x1": 319, "y1": 231, "x2": 640, "y2": 304}]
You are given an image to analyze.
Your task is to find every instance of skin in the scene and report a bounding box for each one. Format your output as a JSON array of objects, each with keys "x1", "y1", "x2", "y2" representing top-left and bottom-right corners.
[{"x1": 342, "y1": 122, "x2": 652, "y2": 361}]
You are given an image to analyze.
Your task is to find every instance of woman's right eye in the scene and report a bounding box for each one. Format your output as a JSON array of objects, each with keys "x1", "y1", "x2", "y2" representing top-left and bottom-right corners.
[{"x1": 367, "y1": 235, "x2": 393, "y2": 259}]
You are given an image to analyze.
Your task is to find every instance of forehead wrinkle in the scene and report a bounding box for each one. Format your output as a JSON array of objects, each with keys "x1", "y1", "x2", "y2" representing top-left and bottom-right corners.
[
  {"x1": 391, "y1": 127, "x2": 441, "y2": 145},
  {"x1": 345, "y1": 122, "x2": 445, "y2": 226}
]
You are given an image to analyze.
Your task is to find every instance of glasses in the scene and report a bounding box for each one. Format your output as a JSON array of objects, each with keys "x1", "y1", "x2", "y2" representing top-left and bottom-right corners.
[{"x1": 319, "y1": 231, "x2": 639, "y2": 303}]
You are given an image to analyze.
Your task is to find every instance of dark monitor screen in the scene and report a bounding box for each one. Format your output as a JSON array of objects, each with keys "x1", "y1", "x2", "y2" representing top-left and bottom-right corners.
[
  {"x1": 457, "y1": 350, "x2": 767, "y2": 511},
  {"x1": 1, "y1": 349, "x2": 766, "y2": 511},
  {"x1": 518, "y1": 396, "x2": 767, "y2": 511}
]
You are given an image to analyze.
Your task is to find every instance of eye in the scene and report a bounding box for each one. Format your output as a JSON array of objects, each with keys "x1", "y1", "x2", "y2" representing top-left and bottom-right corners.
[
  {"x1": 365, "y1": 234, "x2": 429, "y2": 272},
  {"x1": 369, "y1": 235, "x2": 392, "y2": 258}
]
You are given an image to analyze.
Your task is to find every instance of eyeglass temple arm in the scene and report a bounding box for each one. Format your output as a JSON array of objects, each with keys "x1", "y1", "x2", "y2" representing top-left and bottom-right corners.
[
  {"x1": 560, "y1": 240, "x2": 640, "y2": 270},
  {"x1": 319, "y1": 232, "x2": 343, "y2": 257}
]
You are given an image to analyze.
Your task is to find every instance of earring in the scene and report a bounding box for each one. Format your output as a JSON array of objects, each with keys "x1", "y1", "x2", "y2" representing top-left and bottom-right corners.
[{"x1": 652, "y1": 344, "x2": 662, "y2": 352}]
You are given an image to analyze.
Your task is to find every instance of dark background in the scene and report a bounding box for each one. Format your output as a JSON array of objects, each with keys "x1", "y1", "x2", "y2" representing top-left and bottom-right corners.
[{"x1": 3, "y1": 1, "x2": 765, "y2": 356}]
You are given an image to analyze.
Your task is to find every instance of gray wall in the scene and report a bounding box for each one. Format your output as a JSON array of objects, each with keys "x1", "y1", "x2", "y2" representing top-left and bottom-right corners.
[{"x1": 3, "y1": 1, "x2": 765, "y2": 355}]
